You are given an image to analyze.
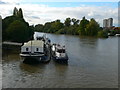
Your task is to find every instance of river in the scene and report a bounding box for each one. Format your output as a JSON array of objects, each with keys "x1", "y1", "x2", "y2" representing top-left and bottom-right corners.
[{"x1": 2, "y1": 32, "x2": 118, "y2": 88}]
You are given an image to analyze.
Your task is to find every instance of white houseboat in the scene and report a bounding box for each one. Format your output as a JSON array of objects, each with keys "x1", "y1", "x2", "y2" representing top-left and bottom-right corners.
[{"x1": 20, "y1": 40, "x2": 50, "y2": 63}]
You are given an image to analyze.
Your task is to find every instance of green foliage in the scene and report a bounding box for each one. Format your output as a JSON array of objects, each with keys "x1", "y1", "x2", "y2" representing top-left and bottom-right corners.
[
  {"x1": 2, "y1": 16, "x2": 26, "y2": 30},
  {"x1": 55, "y1": 28, "x2": 65, "y2": 34},
  {"x1": 2, "y1": 16, "x2": 27, "y2": 41},
  {"x1": 34, "y1": 24, "x2": 44, "y2": 32},
  {"x1": 72, "y1": 18, "x2": 79, "y2": 26},
  {"x1": 18, "y1": 8, "x2": 23, "y2": 18},
  {"x1": 6, "y1": 20, "x2": 29, "y2": 42},
  {"x1": 13, "y1": 7, "x2": 18, "y2": 16},
  {"x1": 2, "y1": 7, "x2": 34, "y2": 42},
  {"x1": 98, "y1": 30, "x2": 108, "y2": 38},
  {"x1": 5, "y1": 7, "x2": 105, "y2": 38},
  {"x1": 35, "y1": 18, "x2": 80, "y2": 35},
  {"x1": 79, "y1": 16, "x2": 89, "y2": 35},
  {"x1": 43, "y1": 22, "x2": 52, "y2": 33},
  {"x1": 86, "y1": 18, "x2": 100, "y2": 36},
  {"x1": 13, "y1": 7, "x2": 23, "y2": 18},
  {"x1": 29, "y1": 25, "x2": 35, "y2": 40},
  {"x1": 52, "y1": 20, "x2": 64, "y2": 31},
  {"x1": 3, "y1": 7, "x2": 106, "y2": 40},
  {"x1": 64, "y1": 18, "x2": 71, "y2": 27},
  {"x1": 35, "y1": 17, "x2": 102, "y2": 37},
  {"x1": 35, "y1": 20, "x2": 64, "y2": 33}
]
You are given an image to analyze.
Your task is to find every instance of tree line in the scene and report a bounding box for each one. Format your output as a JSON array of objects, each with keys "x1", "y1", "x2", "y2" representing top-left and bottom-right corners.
[
  {"x1": 34, "y1": 17, "x2": 108, "y2": 37},
  {"x1": 2, "y1": 7, "x2": 108, "y2": 43}
]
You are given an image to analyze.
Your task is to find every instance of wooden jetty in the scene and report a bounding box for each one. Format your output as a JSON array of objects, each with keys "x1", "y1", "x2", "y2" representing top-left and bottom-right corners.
[
  {"x1": 2, "y1": 41, "x2": 22, "y2": 51},
  {"x1": 2, "y1": 41, "x2": 22, "y2": 46}
]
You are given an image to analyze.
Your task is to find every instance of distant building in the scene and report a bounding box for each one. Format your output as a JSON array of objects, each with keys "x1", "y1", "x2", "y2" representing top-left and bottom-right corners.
[
  {"x1": 107, "y1": 18, "x2": 113, "y2": 27},
  {"x1": 103, "y1": 19, "x2": 108, "y2": 28},
  {"x1": 103, "y1": 18, "x2": 113, "y2": 28}
]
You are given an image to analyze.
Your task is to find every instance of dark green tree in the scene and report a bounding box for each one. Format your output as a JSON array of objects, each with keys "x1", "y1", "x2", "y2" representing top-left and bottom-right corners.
[
  {"x1": 51, "y1": 20, "x2": 64, "y2": 33},
  {"x1": 18, "y1": 8, "x2": 23, "y2": 18},
  {"x1": 86, "y1": 18, "x2": 100, "y2": 36},
  {"x1": 64, "y1": 18, "x2": 71, "y2": 27},
  {"x1": 98, "y1": 30, "x2": 108, "y2": 38},
  {"x1": 2, "y1": 16, "x2": 27, "y2": 41},
  {"x1": 72, "y1": 18, "x2": 79, "y2": 25},
  {"x1": 6, "y1": 20, "x2": 30, "y2": 42},
  {"x1": 29, "y1": 25, "x2": 34, "y2": 40},
  {"x1": 79, "y1": 16, "x2": 89, "y2": 35},
  {"x1": 35, "y1": 24, "x2": 44, "y2": 32},
  {"x1": 13, "y1": 7, "x2": 18, "y2": 16},
  {"x1": 43, "y1": 22, "x2": 52, "y2": 33}
]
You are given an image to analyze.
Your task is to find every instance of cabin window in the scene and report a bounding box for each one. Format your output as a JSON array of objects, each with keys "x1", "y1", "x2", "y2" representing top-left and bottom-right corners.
[
  {"x1": 57, "y1": 49, "x2": 65, "y2": 53},
  {"x1": 36, "y1": 48, "x2": 39, "y2": 51},
  {"x1": 26, "y1": 48, "x2": 29, "y2": 51}
]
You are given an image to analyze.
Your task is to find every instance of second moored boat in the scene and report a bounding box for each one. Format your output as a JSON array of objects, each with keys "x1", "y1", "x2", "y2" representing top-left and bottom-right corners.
[{"x1": 51, "y1": 44, "x2": 68, "y2": 63}]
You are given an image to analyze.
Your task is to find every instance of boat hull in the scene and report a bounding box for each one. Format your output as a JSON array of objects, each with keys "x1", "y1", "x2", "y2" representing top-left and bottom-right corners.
[
  {"x1": 53, "y1": 57, "x2": 68, "y2": 64},
  {"x1": 20, "y1": 54, "x2": 50, "y2": 64},
  {"x1": 52, "y1": 52, "x2": 68, "y2": 64}
]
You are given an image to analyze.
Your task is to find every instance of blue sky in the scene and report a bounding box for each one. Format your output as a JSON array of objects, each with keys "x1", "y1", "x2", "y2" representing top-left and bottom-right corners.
[
  {"x1": 0, "y1": 0, "x2": 118, "y2": 26},
  {"x1": 21, "y1": 2, "x2": 118, "y2": 8}
]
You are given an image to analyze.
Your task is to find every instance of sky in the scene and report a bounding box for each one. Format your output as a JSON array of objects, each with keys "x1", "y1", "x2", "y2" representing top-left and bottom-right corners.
[{"x1": 0, "y1": 0, "x2": 119, "y2": 27}]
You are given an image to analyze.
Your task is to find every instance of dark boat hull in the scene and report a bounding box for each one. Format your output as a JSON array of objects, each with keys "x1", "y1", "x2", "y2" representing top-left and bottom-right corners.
[
  {"x1": 52, "y1": 53, "x2": 68, "y2": 64},
  {"x1": 20, "y1": 54, "x2": 50, "y2": 64},
  {"x1": 53, "y1": 57, "x2": 68, "y2": 64}
]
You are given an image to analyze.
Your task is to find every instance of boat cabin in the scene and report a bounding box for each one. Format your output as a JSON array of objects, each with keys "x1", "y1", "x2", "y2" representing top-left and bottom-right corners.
[
  {"x1": 56, "y1": 45, "x2": 65, "y2": 53},
  {"x1": 21, "y1": 40, "x2": 44, "y2": 54}
]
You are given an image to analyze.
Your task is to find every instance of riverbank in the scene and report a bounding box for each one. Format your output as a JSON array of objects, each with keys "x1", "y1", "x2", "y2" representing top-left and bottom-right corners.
[{"x1": 35, "y1": 29, "x2": 109, "y2": 38}]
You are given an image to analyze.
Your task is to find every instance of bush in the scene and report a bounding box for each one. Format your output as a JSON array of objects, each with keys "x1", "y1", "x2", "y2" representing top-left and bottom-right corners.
[{"x1": 97, "y1": 30, "x2": 108, "y2": 38}]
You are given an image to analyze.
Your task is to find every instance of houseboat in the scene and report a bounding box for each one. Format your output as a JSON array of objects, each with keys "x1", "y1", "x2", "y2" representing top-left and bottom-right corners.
[
  {"x1": 20, "y1": 40, "x2": 51, "y2": 63},
  {"x1": 51, "y1": 44, "x2": 68, "y2": 63}
]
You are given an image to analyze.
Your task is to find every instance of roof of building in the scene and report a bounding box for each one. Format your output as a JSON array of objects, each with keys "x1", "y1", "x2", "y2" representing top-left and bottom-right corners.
[{"x1": 22, "y1": 40, "x2": 44, "y2": 47}]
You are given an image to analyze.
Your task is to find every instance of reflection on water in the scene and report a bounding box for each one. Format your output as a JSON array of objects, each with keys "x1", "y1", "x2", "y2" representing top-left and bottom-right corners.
[
  {"x1": 20, "y1": 63, "x2": 46, "y2": 74},
  {"x1": 2, "y1": 32, "x2": 118, "y2": 88}
]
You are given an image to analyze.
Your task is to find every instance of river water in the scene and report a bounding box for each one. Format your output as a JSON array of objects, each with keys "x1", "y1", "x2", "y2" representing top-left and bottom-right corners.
[{"x1": 2, "y1": 32, "x2": 118, "y2": 88}]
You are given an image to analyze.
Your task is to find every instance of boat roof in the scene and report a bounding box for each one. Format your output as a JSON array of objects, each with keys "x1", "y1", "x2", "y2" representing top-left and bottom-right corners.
[
  {"x1": 22, "y1": 40, "x2": 44, "y2": 47},
  {"x1": 56, "y1": 44, "x2": 65, "y2": 50}
]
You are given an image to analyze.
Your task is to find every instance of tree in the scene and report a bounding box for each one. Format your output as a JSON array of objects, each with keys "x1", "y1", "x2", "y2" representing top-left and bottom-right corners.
[
  {"x1": 18, "y1": 8, "x2": 23, "y2": 18},
  {"x1": 86, "y1": 18, "x2": 100, "y2": 36},
  {"x1": 51, "y1": 20, "x2": 64, "y2": 33},
  {"x1": 13, "y1": 7, "x2": 18, "y2": 16},
  {"x1": 3, "y1": 7, "x2": 34, "y2": 42},
  {"x1": 98, "y1": 30, "x2": 108, "y2": 38},
  {"x1": 72, "y1": 18, "x2": 79, "y2": 26},
  {"x1": 35, "y1": 24, "x2": 44, "y2": 32},
  {"x1": 79, "y1": 16, "x2": 89, "y2": 35},
  {"x1": 64, "y1": 18, "x2": 71, "y2": 27},
  {"x1": 6, "y1": 20, "x2": 30, "y2": 42},
  {"x1": 29, "y1": 25, "x2": 34, "y2": 40},
  {"x1": 43, "y1": 22, "x2": 52, "y2": 33},
  {"x1": 2, "y1": 16, "x2": 26, "y2": 41}
]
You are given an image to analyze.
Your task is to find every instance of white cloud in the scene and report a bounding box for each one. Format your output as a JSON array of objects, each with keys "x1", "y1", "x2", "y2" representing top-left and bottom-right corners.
[
  {"x1": 0, "y1": 2, "x2": 118, "y2": 27},
  {"x1": 0, "y1": 0, "x2": 21, "y2": 4}
]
